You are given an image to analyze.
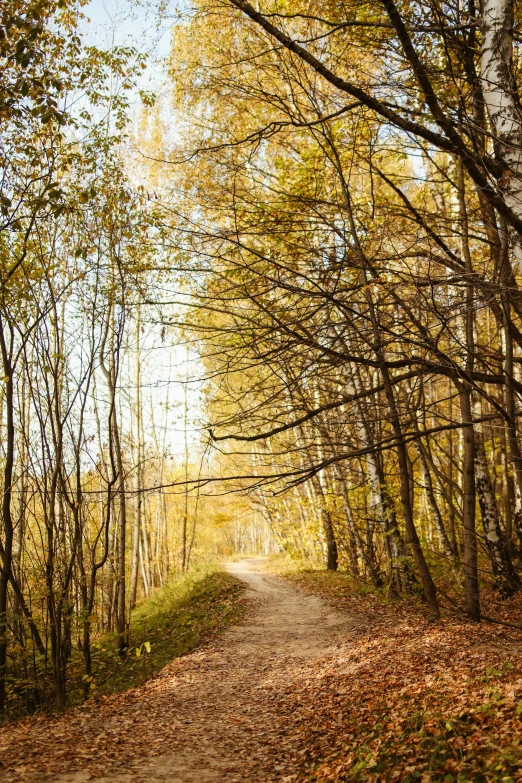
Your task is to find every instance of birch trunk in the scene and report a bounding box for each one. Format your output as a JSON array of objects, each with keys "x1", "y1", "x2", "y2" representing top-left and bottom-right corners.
[
  {"x1": 474, "y1": 432, "x2": 520, "y2": 595},
  {"x1": 481, "y1": 0, "x2": 522, "y2": 265}
]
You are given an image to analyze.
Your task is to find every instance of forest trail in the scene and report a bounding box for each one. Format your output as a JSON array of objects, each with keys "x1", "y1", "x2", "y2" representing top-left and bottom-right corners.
[{"x1": 2, "y1": 558, "x2": 355, "y2": 783}]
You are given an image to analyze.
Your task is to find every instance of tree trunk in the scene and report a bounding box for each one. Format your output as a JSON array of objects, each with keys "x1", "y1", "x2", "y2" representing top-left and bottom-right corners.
[
  {"x1": 413, "y1": 438, "x2": 455, "y2": 563},
  {"x1": 0, "y1": 320, "x2": 14, "y2": 714},
  {"x1": 475, "y1": 431, "x2": 520, "y2": 595},
  {"x1": 481, "y1": 0, "x2": 522, "y2": 267},
  {"x1": 458, "y1": 387, "x2": 481, "y2": 620},
  {"x1": 310, "y1": 473, "x2": 338, "y2": 570},
  {"x1": 380, "y1": 363, "x2": 439, "y2": 617}
]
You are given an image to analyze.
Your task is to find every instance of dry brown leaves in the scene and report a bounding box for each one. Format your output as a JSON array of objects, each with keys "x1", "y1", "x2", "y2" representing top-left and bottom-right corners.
[
  {"x1": 277, "y1": 572, "x2": 522, "y2": 782},
  {"x1": 2, "y1": 570, "x2": 522, "y2": 783},
  {"x1": 0, "y1": 588, "x2": 295, "y2": 783}
]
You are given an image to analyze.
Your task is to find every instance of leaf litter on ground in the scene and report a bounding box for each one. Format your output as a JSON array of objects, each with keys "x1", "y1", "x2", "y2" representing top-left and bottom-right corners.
[
  {"x1": 2, "y1": 567, "x2": 522, "y2": 783},
  {"x1": 277, "y1": 571, "x2": 522, "y2": 782}
]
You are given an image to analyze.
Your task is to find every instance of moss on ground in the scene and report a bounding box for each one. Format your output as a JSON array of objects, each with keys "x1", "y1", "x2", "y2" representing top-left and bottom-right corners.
[{"x1": 82, "y1": 570, "x2": 246, "y2": 700}]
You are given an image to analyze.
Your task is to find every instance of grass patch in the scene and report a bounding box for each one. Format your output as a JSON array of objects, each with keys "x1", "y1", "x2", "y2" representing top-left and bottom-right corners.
[
  {"x1": 7, "y1": 568, "x2": 246, "y2": 717},
  {"x1": 74, "y1": 569, "x2": 246, "y2": 701}
]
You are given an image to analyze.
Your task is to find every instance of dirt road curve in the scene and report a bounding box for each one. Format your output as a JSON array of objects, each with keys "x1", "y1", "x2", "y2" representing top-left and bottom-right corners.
[{"x1": 1, "y1": 558, "x2": 353, "y2": 783}]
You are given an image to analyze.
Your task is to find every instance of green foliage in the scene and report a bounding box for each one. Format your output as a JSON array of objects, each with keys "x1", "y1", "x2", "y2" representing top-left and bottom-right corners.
[
  {"x1": 4, "y1": 569, "x2": 245, "y2": 719},
  {"x1": 67, "y1": 569, "x2": 246, "y2": 704}
]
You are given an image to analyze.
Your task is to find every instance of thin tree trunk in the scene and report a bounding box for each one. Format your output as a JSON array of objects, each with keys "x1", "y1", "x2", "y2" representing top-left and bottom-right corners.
[
  {"x1": 130, "y1": 308, "x2": 142, "y2": 610},
  {"x1": 0, "y1": 319, "x2": 14, "y2": 714}
]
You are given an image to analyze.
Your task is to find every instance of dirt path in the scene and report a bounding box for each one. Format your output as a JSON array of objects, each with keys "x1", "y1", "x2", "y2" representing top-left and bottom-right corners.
[{"x1": 1, "y1": 558, "x2": 354, "y2": 783}]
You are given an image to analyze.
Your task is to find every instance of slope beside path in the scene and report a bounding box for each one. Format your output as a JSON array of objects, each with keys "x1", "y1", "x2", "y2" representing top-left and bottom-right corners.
[{"x1": 0, "y1": 558, "x2": 353, "y2": 783}]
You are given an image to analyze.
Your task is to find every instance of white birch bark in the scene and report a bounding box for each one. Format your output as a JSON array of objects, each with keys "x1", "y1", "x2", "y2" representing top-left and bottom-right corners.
[
  {"x1": 473, "y1": 398, "x2": 520, "y2": 593},
  {"x1": 481, "y1": 0, "x2": 522, "y2": 267}
]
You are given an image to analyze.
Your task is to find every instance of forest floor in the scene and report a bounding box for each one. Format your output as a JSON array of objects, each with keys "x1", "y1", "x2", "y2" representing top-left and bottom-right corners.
[
  {"x1": 2, "y1": 558, "x2": 522, "y2": 782},
  {"x1": 0, "y1": 558, "x2": 353, "y2": 783}
]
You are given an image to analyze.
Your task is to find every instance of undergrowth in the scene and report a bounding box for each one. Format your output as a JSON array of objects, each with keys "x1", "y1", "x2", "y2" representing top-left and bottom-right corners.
[{"x1": 7, "y1": 568, "x2": 246, "y2": 718}]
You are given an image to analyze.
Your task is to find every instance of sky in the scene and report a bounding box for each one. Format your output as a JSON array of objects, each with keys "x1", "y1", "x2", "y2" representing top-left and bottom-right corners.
[
  {"x1": 80, "y1": 0, "x2": 206, "y2": 461},
  {"x1": 82, "y1": 0, "x2": 174, "y2": 65}
]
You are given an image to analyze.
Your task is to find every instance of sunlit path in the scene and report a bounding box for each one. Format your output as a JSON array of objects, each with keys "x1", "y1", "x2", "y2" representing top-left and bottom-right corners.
[{"x1": 1, "y1": 559, "x2": 352, "y2": 783}]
